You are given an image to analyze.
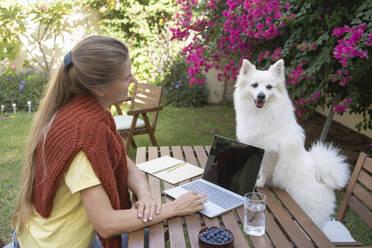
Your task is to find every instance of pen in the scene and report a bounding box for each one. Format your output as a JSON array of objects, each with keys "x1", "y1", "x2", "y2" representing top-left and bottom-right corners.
[{"x1": 166, "y1": 162, "x2": 186, "y2": 173}]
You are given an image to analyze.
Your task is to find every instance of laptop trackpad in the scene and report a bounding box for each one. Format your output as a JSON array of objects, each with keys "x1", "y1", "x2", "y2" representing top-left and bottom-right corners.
[
  {"x1": 200, "y1": 201, "x2": 225, "y2": 218},
  {"x1": 164, "y1": 186, "x2": 226, "y2": 218},
  {"x1": 164, "y1": 187, "x2": 189, "y2": 199}
]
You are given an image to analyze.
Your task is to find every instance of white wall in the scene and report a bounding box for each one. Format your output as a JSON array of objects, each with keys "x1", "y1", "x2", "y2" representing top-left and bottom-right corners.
[
  {"x1": 10, "y1": 4, "x2": 102, "y2": 71},
  {"x1": 316, "y1": 106, "x2": 372, "y2": 138},
  {"x1": 205, "y1": 69, "x2": 234, "y2": 103}
]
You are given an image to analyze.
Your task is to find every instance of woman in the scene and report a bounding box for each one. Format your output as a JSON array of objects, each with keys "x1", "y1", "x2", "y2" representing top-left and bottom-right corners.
[{"x1": 10, "y1": 35, "x2": 206, "y2": 248}]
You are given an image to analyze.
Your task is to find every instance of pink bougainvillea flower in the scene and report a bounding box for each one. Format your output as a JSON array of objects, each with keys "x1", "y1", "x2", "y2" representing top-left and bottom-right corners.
[
  {"x1": 334, "y1": 104, "x2": 346, "y2": 113},
  {"x1": 345, "y1": 98, "x2": 352, "y2": 104},
  {"x1": 366, "y1": 33, "x2": 372, "y2": 46}
]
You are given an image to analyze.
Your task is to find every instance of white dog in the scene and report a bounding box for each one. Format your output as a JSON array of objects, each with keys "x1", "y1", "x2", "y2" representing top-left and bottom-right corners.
[{"x1": 234, "y1": 59, "x2": 350, "y2": 228}]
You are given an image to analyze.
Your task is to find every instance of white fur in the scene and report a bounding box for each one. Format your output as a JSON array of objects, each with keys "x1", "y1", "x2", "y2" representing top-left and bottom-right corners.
[{"x1": 234, "y1": 59, "x2": 350, "y2": 228}]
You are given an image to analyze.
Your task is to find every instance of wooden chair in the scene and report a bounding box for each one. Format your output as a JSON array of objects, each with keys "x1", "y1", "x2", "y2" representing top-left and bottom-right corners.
[
  {"x1": 113, "y1": 81, "x2": 163, "y2": 153},
  {"x1": 322, "y1": 152, "x2": 372, "y2": 244}
]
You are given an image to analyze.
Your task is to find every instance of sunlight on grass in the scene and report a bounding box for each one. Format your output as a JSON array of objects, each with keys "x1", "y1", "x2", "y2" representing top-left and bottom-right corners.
[
  {"x1": 0, "y1": 112, "x2": 33, "y2": 243},
  {"x1": 0, "y1": 108, "x2": 371, "y2": 245}
]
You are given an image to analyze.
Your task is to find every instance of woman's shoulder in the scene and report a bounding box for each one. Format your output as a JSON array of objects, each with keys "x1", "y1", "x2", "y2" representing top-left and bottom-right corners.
[
  {"x1": 48, "y1": 95, "x2": 115, "y2": 146},
  {"x1": 54, "y1": 95, "x2": 112, "y2": 127}
]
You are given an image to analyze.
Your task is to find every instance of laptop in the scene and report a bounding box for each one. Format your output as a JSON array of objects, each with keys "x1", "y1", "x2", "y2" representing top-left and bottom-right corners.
[{"x1": 164, "y1": 135, "x2": 265, "y2": 218}]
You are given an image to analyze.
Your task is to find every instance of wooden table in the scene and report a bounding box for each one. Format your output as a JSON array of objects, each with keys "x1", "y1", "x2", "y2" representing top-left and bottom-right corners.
[{"x1": 128, "y1": 146, "x2": 369, "y2": 248}]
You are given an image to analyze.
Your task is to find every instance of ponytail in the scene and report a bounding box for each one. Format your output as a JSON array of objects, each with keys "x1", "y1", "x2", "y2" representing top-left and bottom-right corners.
[{"x1": 12, "y1": 35, "x2": 129, "y2": 233}]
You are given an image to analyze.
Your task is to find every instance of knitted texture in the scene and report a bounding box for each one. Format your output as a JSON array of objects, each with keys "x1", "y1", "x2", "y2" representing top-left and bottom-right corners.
[{"x1": 32, "y1": 95, "x2": 131, "y2": 248}]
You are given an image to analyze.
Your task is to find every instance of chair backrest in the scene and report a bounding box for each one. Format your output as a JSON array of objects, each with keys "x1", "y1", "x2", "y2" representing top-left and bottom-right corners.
[
  {"x1": 130, "y1": 83, "x2": 162, "y2": 128},
  {"x1": 336, "y1": 152, "x2": 372, "y2": 229}
]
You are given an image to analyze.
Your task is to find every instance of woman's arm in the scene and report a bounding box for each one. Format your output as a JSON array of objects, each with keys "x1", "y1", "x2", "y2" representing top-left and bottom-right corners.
[
  {"x1": 81, "y1": 184, "x2": 205, "y2": 238},
  {"x1": 126, "y1": 156, "x2": 160, "y2": 222}
]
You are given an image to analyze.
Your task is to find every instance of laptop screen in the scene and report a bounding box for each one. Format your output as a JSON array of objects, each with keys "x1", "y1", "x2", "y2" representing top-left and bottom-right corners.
[{"x1": 202, "y1": 135, "x2": 265, "y2": 196}]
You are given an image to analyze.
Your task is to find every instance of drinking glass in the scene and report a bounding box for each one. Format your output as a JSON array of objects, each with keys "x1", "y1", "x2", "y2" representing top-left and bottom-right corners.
[{"x1": 244, "y1": 192, "x2": 266, "y2": 236}]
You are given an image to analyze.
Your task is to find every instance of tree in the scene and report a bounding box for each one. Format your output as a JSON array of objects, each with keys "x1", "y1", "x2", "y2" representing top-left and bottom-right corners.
[
  {"x1": 85, "y1": 0, "x2": 181, "y2": 83},
  {"x1": 0, "y1": 1, "x2": 72, "y2": 73},
  {"x1": 171, "y1": 0, "x2": 372, "y2": 139}
]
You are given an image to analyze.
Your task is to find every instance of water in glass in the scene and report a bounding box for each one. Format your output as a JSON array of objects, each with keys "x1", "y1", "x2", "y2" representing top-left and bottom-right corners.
[{"x1": 244, "y1": 192, "x2": 266, "y2": 236}]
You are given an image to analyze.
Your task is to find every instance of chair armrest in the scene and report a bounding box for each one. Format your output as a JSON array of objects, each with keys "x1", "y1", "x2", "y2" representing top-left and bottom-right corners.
[
  {"x1": 115, "y1": 96, "x2": 132, "y2": 104},
  {"x1": 127, "y1": 105, "x2": 163, "y2": 115}
]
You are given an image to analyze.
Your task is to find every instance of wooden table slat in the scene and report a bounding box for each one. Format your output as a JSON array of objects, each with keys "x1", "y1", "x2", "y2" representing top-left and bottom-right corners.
[
  {"x1": 148, "y1": 147, "x2": 165, "y2": 248},
  {"x1": 171, "y1": 146, "x2": 184, "y2": 162},
  {"x1": 334, "y1": 246, "x2": 371, "y2": 248},
  {"x1": 136, "y1": 146, "x2": 147, "y2": 163},
  {"x1": 183, "y1": 146, "x2": 198, "y2": 166},
  {"x1": 203, "y1": 216, "x2": 220, "y2": 227},
  {"x1": 258, "y1": 187, "x2": 315, "y2": 248},
  {"x1": 333, "y1": 242, "x2": 364, "y2": 247},
  {"x1": 160, "y1": 146, "x2": 187, "y2": 248},
  {"x1": 132, "y1": 146, "x2": 346, "y2": 248},
  {"x1": 205, "y1": 146, "x2": 211, "y2": 153},
  {"x1": 273, "y1": 188, "x2": 335, "y2": 248},
  {"x1": 180, "y1": 145, "x2": 205, "y2": 247},
  {"x1": 220, "y1": 211, "x2": 250, "y2": 248},
  {"x1": 236, "y1": 206, "x2": 287, "y2": 248},
  {"x1": 194, "y1": 146, "x2": 209, "y2": 168},
  {"x1": 128, "y1": 231, "x2": 146, "y2": 248},
  {"x1": 128, "y1": 147, "x2": 148, "y2": 248},
  {"x1": 184, "y1": 214, "x2": 203, "y2": 248}
]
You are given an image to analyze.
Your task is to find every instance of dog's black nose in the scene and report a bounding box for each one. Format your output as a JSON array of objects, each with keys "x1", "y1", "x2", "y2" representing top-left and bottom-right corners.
[{"x1": 257, "y1": 93, "x2": 265, "y2": 100}]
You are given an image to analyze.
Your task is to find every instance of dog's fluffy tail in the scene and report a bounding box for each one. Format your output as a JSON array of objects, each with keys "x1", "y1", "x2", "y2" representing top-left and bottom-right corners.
[{"x1": 309, "y1": 142, "x2": 350, "y2": 189}]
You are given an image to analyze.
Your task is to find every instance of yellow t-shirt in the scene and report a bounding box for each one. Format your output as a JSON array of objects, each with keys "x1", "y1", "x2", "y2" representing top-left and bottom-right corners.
[{"x1": 17, "y1": 151, "x2": 101, "y2": 248}]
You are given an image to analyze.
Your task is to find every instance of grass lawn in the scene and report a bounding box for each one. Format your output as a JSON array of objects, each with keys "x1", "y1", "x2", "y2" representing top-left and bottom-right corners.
[{"x1": 0, "y1": 106, "x2": 371, "y2": 245}]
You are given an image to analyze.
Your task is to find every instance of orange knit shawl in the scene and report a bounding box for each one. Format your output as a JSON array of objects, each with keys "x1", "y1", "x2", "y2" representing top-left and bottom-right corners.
[{"x1": 32, "y1": 95, "x2": 131, "y2": 248}]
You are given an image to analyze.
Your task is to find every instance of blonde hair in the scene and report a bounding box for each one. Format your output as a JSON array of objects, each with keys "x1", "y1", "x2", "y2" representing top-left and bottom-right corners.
[{"x1": 12, "y1": 35, "x2": 129, "y2": 233}]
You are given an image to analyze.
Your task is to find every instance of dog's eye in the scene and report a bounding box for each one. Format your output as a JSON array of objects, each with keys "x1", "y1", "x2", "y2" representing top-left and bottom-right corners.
[
  {"x1": 251, "y1": 83, "x2": 258, "y2": 88},
  {"x1": 266, "y1": 85, "x2": 273, "y2": 90}
]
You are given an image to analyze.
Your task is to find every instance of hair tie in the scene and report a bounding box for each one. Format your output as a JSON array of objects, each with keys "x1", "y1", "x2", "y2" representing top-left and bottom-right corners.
[{"x1": 64, "y1": 51, "x2": 72, "y2": 67}]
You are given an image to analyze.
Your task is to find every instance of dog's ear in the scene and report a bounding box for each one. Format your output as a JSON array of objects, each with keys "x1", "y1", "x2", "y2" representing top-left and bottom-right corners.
[
  {"x1": 270, "y1": 59, "x2": 287, "y2": 93},
  {"x1": 269, "y1": 59, "x2": 285, "y2": 78},
  {"x1": 240, "y1": 59, "x2": 255, "y2": 75}
]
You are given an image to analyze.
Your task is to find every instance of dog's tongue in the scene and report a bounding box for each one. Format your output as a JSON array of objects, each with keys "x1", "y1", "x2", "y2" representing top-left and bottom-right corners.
[{"x1": 255, "y1": 100, "x2": 265, "y2": 108}]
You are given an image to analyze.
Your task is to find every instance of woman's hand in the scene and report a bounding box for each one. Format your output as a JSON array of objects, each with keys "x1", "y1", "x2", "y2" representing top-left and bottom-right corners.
[
  {"x1": 134, "y1": 194, "x2": 161, "y2": 222},
  {"x1": 174, "y1": 192, "x2": 207, "y2": 216}
]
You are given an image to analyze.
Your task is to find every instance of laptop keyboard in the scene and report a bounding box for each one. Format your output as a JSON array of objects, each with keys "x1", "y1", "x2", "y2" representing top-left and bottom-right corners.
[{"x1": 181, "y1": 180, "x2": 243, "y2": 209}]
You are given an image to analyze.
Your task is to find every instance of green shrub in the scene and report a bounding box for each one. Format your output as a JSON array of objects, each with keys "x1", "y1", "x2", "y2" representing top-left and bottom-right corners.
[
  {"x1": 159, "y1": 56, "x2": 207, "y2": 107},
  {"x1": 0, "y1": 66, "x2": 49, "y2": 112}
]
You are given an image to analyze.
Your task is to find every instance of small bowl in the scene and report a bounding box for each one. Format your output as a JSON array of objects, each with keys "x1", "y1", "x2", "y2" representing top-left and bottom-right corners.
[{"x1": 198, "y1": 226, "x2": 234, "y2": 248}]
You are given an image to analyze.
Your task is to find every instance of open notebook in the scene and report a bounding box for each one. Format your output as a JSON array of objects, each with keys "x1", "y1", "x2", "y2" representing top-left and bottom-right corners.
[{"x1": 136, "y1": 156, "x2": 204, "y2": 184}]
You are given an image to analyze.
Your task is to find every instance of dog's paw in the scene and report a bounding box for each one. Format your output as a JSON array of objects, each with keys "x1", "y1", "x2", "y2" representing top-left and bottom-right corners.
[{"x1": 255, "y1": 178, "x2": 266, "y2": 188}]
